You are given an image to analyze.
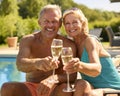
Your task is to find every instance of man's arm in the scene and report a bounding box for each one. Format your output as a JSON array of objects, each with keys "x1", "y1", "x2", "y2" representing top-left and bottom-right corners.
[{"x1": 16, "y1": 35, "x2": 57, "y2": 73}]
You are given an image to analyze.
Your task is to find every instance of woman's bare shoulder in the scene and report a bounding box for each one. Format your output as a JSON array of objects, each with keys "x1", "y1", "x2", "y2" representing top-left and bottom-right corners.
[{"x1": 84, "y1": 36, "x2": 99, "y2": 50}]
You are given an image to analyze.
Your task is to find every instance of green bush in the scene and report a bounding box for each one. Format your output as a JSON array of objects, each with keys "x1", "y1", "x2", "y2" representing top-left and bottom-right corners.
[
  {"x1": 0, "y1": 16, "x2": 40, "y2": 44},
  {"x1": 15, "y1": 17, "x2": 39, "y2": 42},
  {"x1": 0, "y1": 14, "x2": 17, "y2": 43},
  {"x1": 26, "y1": 18, "x2": 40, "y2": 33}
]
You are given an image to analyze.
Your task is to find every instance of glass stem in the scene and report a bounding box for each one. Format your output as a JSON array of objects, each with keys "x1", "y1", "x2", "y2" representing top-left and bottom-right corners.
[
  {"x1": 53, "y1": 57, "x2": 58, "y2": 78},
  {"x1": 66, "y1": 72, "x2": 70, "y2": 89},
  {"x1": 53, "y1": 68, "x2": 55, "y2": 77}
]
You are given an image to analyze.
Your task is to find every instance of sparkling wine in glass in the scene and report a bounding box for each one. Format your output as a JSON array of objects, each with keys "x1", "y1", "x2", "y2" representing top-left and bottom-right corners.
[
  {"x1": 49, "y1": 39, "x2": 63, "y2": 83},
  {"x1": 61, "y1": 47, "x2": 75, "y2": 92}
]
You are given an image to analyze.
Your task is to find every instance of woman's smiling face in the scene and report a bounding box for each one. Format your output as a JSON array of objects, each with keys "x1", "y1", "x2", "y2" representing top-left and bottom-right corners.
[{"x1": 63, "y1": 13, "x2": 82, "y2": 37}]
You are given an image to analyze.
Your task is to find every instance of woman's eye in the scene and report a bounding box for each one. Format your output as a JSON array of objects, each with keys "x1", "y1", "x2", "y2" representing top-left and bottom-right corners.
[{"x1": 73, "y1": 21, "x2": 78, "y2": 24}]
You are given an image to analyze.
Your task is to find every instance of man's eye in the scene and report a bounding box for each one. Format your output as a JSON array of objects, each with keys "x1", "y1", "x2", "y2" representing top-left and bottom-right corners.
[
  {"x1": 44, "y1": 20, "x2": 49, "y2": 24},
  {"x1": 52, "y1": 21, "x2": 58, "y2": 24},
  {"x1": 65, "y1": 23, "x2": 70, "y2": 25}
]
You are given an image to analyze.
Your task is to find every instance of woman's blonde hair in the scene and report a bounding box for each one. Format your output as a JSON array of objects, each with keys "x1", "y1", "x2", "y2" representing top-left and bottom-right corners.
[{"x1": 63, "y1": 8, "x2": 89, "y2": 33}]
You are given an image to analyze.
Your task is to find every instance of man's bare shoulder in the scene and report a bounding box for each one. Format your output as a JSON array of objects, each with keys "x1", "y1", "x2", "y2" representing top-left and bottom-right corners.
[
  {"x1": 20, "y1": 32, "x2": 39, "y2": 43},
  {"x1": 22, "y1": 34, "x2": 34, "y2": 41}
]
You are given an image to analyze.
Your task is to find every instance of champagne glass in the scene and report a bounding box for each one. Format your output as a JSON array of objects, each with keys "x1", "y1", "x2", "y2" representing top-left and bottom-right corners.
[
  {"x1": 61, "y1": 47, "x2": 75, "y2": 92},
  {"x1": 49, "y1": 39, "x2": 63, "y2": 83}
]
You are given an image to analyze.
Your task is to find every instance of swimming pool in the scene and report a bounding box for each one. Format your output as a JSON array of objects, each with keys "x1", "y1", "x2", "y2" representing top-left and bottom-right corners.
[{"x1": 0, "y1": 57, "x2": 25, "y2": 87}]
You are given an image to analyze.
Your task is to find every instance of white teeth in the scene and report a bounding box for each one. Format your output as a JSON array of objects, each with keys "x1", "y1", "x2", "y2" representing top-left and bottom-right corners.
[
  {"x1": 70, "y1": 30, "x2": 75, "y2": 32},
  {"x1": 47, "y1": 28, "x2": 53, "y2": 32}
]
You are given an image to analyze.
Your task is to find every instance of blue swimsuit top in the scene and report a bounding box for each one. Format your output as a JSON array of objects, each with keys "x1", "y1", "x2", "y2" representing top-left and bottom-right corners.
[{"x1": 80, "y1": 48, "x2": 120, "y2": 89}]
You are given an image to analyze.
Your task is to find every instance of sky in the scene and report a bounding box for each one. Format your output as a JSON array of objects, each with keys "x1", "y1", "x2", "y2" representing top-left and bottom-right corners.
[{"x1": 73, "y1": 0, "x2": 120, "y2": 12}]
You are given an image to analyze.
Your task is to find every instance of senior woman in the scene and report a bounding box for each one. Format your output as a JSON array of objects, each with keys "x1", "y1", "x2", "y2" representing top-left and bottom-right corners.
[{"x1": 62, "y1": 8, "x2": 120, "y2": 96}]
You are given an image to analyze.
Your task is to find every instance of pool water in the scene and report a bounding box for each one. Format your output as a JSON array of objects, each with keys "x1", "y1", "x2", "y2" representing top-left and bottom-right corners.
[{"x1": 0, "y1": 57, "x2": 25, "y2": 87}]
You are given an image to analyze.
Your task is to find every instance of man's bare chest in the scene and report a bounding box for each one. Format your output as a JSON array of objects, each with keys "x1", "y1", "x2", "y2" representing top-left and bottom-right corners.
[{"x1": 30, "y1": 43, "x2": 52, "y2": 58}]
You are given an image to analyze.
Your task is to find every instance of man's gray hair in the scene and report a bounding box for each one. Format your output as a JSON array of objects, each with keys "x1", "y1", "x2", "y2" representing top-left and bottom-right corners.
[{"x1": 38, "y1": 4, "x2": 62, "y2": 20}]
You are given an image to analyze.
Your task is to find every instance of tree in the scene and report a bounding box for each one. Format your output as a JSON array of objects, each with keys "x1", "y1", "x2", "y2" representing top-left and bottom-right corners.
[
  {"x1": 18, "y1": 0, "x2": 47, "y2": 18},
  {"x1": 0, "y1": 0, "x2": 18, "y2": 16},
  {"x1": 53, "y1": 0, "x2": 77, "y2": 12}
]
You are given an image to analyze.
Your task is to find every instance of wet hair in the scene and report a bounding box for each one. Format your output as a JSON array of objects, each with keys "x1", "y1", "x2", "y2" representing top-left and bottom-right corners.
[
  {"x1": 38, "y1": 4, "x2": 62, "y2": 20},
  {"x1": 63, "y1": 8, "x2": 89, "y2": 33}
]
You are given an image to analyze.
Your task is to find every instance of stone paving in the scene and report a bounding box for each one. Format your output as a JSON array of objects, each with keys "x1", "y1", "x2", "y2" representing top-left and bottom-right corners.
[{"x1": 0, "y1": 47, "x2": 18, "y2": 57}]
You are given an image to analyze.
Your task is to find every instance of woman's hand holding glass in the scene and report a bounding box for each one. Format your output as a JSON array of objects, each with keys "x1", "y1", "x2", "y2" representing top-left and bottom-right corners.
[{"x1": 63, "y1": 58, "x2": 80, "y2": 74}]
